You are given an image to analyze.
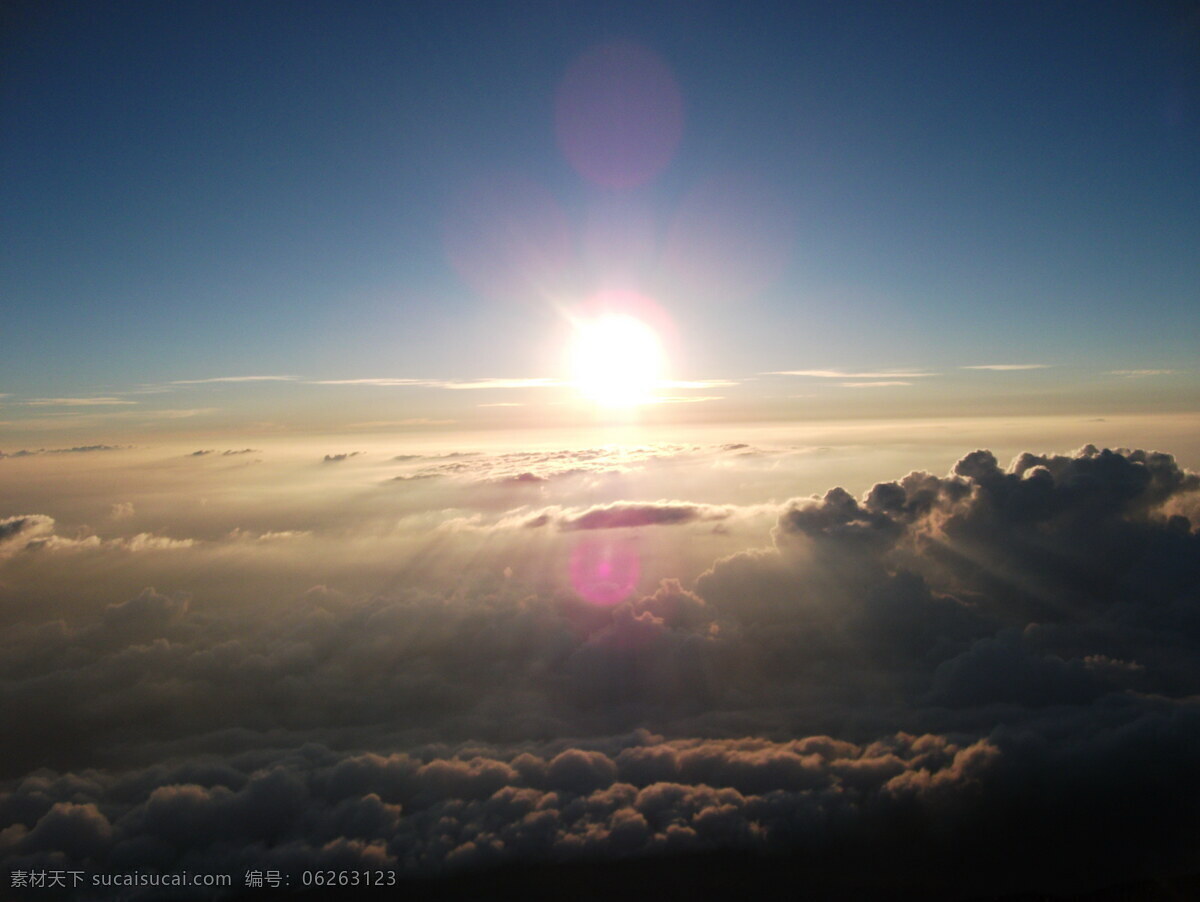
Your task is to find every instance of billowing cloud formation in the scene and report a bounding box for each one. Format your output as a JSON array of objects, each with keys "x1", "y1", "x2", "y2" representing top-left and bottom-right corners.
[
  {"x1": 4, "y1": 717, "x2": 1199, "y2": 898},
  {"x1": 0, "y1": 515, "x2": 194, "y2": 561},
  {"x1": 2, "y1": 732, "x2": 1002, "y2": 877},
  {"x1": 1, "y1": 445, "x2": 1198, "y2": 897},
  {"x1": 0, "y1": 515, "x2": 56, "y2": 558}
]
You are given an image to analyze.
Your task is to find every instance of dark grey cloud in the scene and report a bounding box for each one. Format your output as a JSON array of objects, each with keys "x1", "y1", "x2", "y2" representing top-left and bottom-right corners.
[
  {"x1": 698, "y1": 445, "x2": 1200, "y2": 702},
  {"x1": 5, "y1": 712, "x2": 1199, "y2": 898}
]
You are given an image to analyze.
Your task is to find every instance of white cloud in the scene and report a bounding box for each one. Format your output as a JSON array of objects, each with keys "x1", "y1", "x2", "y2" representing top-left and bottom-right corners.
[
  {"x1": 311, "y1": 378, "x2": 428, "y2": 386},
  {"x1": 311, "y1": 377, "x2": 564, "y2": 390},
  {"x1": 1106, "y1": 369, "x2": 1178, "y2": 377},
  {"x1": 169, "y1": 376, "x2": 299, "y2": 384},
  {"x1": 22, "y1": 398, "x2": 138, "y2": 407},
  {"x1": 442, "y1": 378, "x2": 565, "y2": 390},
  {"x1": 658, "y1": 380, "x2": 739, "y2": 389},
  {"x1": 766, "y1": 370, "x2": 937, "y2": 379},
  {"x1": 345, "y1": 418, "x2": 457, "y2": 427}
]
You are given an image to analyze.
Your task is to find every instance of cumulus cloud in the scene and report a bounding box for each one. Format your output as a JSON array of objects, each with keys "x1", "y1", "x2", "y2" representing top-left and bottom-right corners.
[
  {"x1": 0, "y1": 515, "x2": 193, "y2": 561},
  {"x1": 5, "y1": 717, "x2": 1199, "y2": 898},
  {"x1": 7, "y1": 733, "x2": 997, "y2": 875},
  {"x1": 0, "y1": 515, "x2": 56, "y2": 557},
  {"x1": 696, "y1": 445, "x2": 1200, "y2": 704}
]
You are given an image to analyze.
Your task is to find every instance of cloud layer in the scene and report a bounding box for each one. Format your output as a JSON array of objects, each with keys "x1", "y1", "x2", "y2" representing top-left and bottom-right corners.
[{"x1": 1, "y1": 442, "x2": 1198, "y2": 897}]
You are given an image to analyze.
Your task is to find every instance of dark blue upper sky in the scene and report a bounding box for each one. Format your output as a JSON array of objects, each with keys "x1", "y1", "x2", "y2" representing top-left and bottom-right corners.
[{"x1": 2, "y1": 1, "x2": 1197, "y2": 419}]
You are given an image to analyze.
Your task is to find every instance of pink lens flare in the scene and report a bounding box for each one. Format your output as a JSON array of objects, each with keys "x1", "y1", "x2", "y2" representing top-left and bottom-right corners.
[
  {"x1": 663, "y1": 171, "x2": 797, "y2": 305},
  {"x1": 556, "y1": 40, "x2": 684, "y2": 190},
  {"x1": 442, "y1": 171, "x2": 573, "y2": 304},
  {"x1": 569, "y1": 536, "x2": 641, "y2": 605}
]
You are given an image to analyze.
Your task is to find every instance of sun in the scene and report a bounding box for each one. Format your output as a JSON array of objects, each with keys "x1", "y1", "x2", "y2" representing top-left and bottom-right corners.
[{"x1": 570, "y1": 313, "x2": 664, "y2": 407}]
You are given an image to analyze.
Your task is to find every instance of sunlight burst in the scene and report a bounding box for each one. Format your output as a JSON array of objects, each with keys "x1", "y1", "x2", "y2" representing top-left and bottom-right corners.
[{"x1": 570, "y1": 313, "x2": 664, "y2": 407}]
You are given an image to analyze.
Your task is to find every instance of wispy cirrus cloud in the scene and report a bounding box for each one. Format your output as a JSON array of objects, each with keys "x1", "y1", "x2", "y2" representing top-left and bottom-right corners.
[
  {"x1": 840, "y1": 381, "x2": 911, "y2": 388},
  {"x1": 310, "y1": 377, "x2": 564, "y2": 390},
  {"x1": 961, "y1": 364, "x2": 1052, "y2": 371},
  {"x1": 169, "y1": 375, "x2": 299, "y2": 384},
  {"x1": 345, "y1": 418, "x2": 456, "y2": 428},
  {"x1": 308, "y1": 378, "x2": 426, "y2": 386},
  {"x1": 1106, "y1": 369, "x2": 1178, "y2": 377},
  {"x1": 766, "y1": 370, "x2": 937, "y2": 379},
  {"x1": 658, "y1": 379, "x2": 739, "y2": 389},
  {"x1": 442, "y1": 378, "x2": 565, "y2": 390},
  {"x1": 21, "y1": 397, "x2": 138, "y2": 407}
]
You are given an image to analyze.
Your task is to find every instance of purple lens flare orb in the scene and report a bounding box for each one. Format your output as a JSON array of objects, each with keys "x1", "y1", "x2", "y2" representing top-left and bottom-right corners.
[
  {"x1": 555, "y1": 40, "x2": 685, "y2": 190},
  {"x1": 664, "y1": 171, "x2": 798, "y2": 305},
  {"x1": 441, "y1": 171, "x2": 573, "y2": 304},
  {"x1": 569, "y1": 536, "x2": 641, "y2": 605}
]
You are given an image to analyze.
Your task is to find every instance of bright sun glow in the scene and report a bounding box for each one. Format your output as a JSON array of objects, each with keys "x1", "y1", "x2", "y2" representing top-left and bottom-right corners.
[{"x1": 570, "y1": 314, "x2": 664, "y2": 407}]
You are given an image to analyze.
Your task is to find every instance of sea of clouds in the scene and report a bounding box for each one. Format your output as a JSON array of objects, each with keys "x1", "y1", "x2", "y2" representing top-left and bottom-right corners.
[{"x1": 1, "y1": 439, "x2": 1198, "y2": 897}]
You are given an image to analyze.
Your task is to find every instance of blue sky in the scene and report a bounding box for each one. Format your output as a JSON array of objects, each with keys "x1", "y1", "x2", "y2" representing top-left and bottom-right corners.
[{"x1": 2, "y1": 0, "x2": 1197, "y2": 430}]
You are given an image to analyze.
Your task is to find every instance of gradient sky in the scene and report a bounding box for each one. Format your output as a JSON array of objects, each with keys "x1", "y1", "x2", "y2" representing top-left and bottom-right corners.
[
  {"x1": 2, "y1": 1, "x2": 1198, "y2": 436},
  {"x1": 4, "y1": 6, "x2": 1200, "y2": 896}
]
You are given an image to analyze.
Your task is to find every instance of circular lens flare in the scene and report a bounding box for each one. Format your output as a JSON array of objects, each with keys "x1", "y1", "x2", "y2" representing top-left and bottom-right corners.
[
  {"x1": 570, "y1": 537, "x2": 640, "y2": 605},
  {"x1": 570, "y1": 313, "x2": 664, "y2": 407}
]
